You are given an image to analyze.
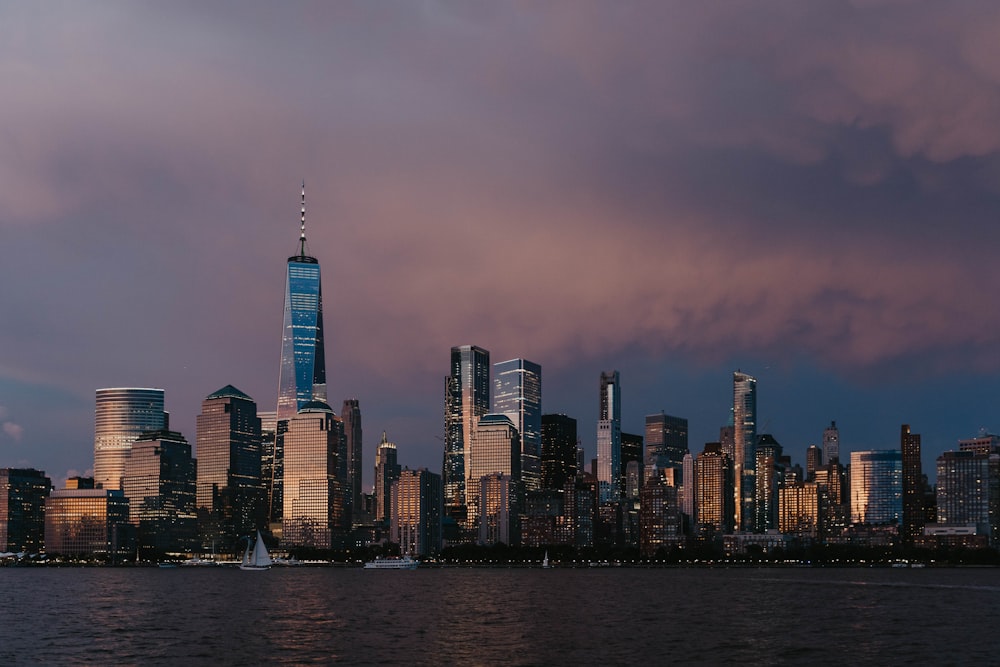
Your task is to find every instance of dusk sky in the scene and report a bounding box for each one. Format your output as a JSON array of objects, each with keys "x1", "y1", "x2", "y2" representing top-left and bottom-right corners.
[{"x1": 4, "y1": 1, "x2": 1000, "y2": 489}]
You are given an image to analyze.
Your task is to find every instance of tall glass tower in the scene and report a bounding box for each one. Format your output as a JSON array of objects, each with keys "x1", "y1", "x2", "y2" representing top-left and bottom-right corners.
[
  {"x1": 492, "y1": 359, "x2": 541, "y2": 492},
  {"x1": 276, "y1": 183, "x2": 327, "y2": 422},
  {"x1": 597, "y1": 370, "x2": 621, "y2": 503},
  {"x1": 443, "y1": 345, "x2": 490, "y2": 526},
  {"x1": 732, "y1": 371, "x2": 757, "y2": 532},
  {"x1": 94, "y1": 388, "x2": 168, "y2": 491}
]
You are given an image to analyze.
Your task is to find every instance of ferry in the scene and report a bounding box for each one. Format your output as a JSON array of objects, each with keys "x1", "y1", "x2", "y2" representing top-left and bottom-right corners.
[{"x1": 363, "y1": 555, "x2": 419, "y2": 570}]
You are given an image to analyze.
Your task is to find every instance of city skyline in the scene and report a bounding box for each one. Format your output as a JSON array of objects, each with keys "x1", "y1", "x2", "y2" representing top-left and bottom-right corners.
[{"x1": 6, "y1": 3, "x2": 1000, "y2": 488}]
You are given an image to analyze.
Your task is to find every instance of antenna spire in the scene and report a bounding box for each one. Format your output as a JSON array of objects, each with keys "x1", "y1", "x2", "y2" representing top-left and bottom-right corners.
[{"x1": 299, "y1": 180, "x2": 307, "y2": 257}]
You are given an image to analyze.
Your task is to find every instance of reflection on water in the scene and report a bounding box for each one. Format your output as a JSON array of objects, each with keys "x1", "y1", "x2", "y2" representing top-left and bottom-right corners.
[{"x1": 3, "y1": 568, "x2": 1000, "y2": 664}]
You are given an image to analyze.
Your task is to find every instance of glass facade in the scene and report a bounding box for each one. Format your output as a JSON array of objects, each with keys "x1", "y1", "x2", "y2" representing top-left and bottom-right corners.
[
  {"x1": 695, "y1": 443, "x2": 733, "y2": 534},
  {"x1": 467, "y1": 414, "x2": 520, "y2": 538},
  {"x1": 0, "y1": 468, "x2": 51, "y2": 552},
  {"x1": 936, "y1": 450, "x2": 993, "y2": 536},
  {"x1": 443, "y1": 345, "x2": 490, "y2": 524},
  {"x1": 44, "y1": 488, "x2": 131, "y2": 558},
  {"x1": 390, "y1": 468, "x2": 442, "y2": 556},
  {"x1": 541, "y1": 413, "x2": 578, "y2": 492},
  {"x1": 849, "y1": 450, "x2": 902, "y2": 525},
  {"x1": 374, "y1": 432, "x2": 401, "y2": 524},
  {"x1": 597, "y1": 370, "x2": 621, "y2": 502},
  {"x1": 94, "y1": 388, "x2": 167, "y2": 491},
  {"x1": 732, "y1": 371, "x2": 757, "y2": 532},
  {"x1": 493, "y1": 359, "x2": 542, "y2": 492},
  {"x1": 282, "y1": 401, "x2": 344, "y2": 548},
  {"x1": 341, "y1": 399, "x2": 363, "y2": 525},
  {"x1": 645, "y1": 412, "x2": 689, "y2": 469}
]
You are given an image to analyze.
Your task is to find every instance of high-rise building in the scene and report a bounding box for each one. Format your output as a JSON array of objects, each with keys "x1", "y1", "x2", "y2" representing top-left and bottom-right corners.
[
  {"x1": 341, "y1": 399, "x2": 363, "y2": 524},
  {"x1": 823, "y1": 421, "x2": 840, "y2": 464},
  {"x1": 390, "y1": 468, "x2": 442, "y2": 556},
  {"x1": 754, "y1": 434, "x2": 783, "y2": 532},
  {"x1": 123, "y1": 429, "x2": 198, "y2": 557},
  {"x1": 540, "y1": 413, "x2": 578, "y2": 492},
  {"x1": 695, "y1": 442, "x2": 733, "y2": 535},
  {"x1": 258, "y1": 410, "x2": 280, "y2": 528},
  {"x1": 374, "y1": 432, "x2": 401, "y2": 526},
  {"x1": 935, "y1": 450, "x2": 998, "y2": 542},
  {"x1": 732, "y1": 371, "x2": 757, "y2": 532},
  {"x1": 958, "y1": 431, "x2": 1000, "y2": 455},
  {"x1": 195, "y1": 385, "x2": 264, "y2": 549},
  {"x1": 0, "y1": 468, "x2": 51, "y2": 553},
  {"x1": 778, "y1": 481, "x2": 820, "y2": 537},
  {"x1": 849, "y1": 450, "x2": 902, "y2": 525},
  {"x1": 94, "y1": 388, "x2": 168, "y2": 491},
  {"x1": 639, "y1": 473, "x2": 682, "y2": 556},
  {"x1": 478, "y1": 472, "x2": 515, "y2": 545},
  {"x1": 276, "y1": 184, "x2": 327, "y2": 422},
  {"x1": 44, "y1": 486, "x2": 131, "y2": 559},
  {"x1": 443, "y1": 345, "x2": 490, "y2": 525},
  {"x1": 282, "y1": 400, "x2": 345, "y2": 548},
  {"x1": 467, "y1": 414, "x2": 520, "y2": 538},
  {"x1": 681, "y1": 452, "x2": 695, "y2": 519},
  {"x1": 900, "y1": 424, "x2": 924, "y2": 544},
  {"x1": 493, "y1": 359, "x2": 541, "y2": 492},
  {"x1": 645, "y1": 413, "x2": 689, "y2": 468},
  {"x1": 805, "y1": 445, "x2": 822, "y2": 481},
  {"x1": 597, "y1": 370, "x2": 622, "y2": 503}
]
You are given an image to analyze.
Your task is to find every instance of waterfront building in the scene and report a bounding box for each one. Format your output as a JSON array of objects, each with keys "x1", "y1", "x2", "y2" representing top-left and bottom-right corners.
[
  {"x1": 443, "y1": 345, "x2": 490, "y2": 527},
  {"x1": 195, "y1": 385, "x2": 265, "y2": 550},
  {"x1": 493, "y1": 359, "x2": 541, "y2": 492},
  {"x1": 0, "y1": 468, "x2": 51, "y2": 553},
  {"x1": 478, "y1": 472, "x2": 515, "y2": 545},
  {"x1": 467, "y1": 414, "x2": 521, "y2": 540},
  {"x1": 754, "y1": 434, "x2": 783, "y2": 532},
  {"x1": 123, "y1": 429, "x2": 198, "y2": 557},
  {"x1": 94, "y1": 388, "x2": 168, "y2": 491},
  {"x1": 556, "y1": 478, "x2": 596, "y2": 547},
  {"x1": 639, "y1": 471, "x2": 682, "y2": 557},
  {"x1": 849, "y1": 450, "x2": 902, "y2": 525},
  {"x1": 282, "y1": 400, "x2": 345, "y2": 548},
  {"x1": 341, "y1": 399, "x2": 363, "y2": 524},
  {"x1": 935, "y1": 450, "x2": 998, "y2": 541},
  {"x1": 778, "y1": 481, "x2": 820, "y2": 537},
  {"x1": 645, "y1": 412, "x2": 689, "y2": 469},
  {"x1": 540, "y1": 413, "x2": 578, "y2": 492},
  {"x1": 390, "y1": 468, "x2": 442, "y2": 557},
  {"x1": 276, "y1": 183, "x2": 328, "y2": 422},
  {"x1": 732, "y1": 371, "x2": 757, "y2": 533},
  {"x1": 44, "y1": 486, "x2": 131, "y2": 559},
  {"x1": 900, "y1": 424, "x2": 924, "y2": 544},
  {"x1": 374, "y1": 432, "x2": 401, "y2": 526},
  {"x1": 596, "y1": 370, "x2": 622, "y2": 503},
  {"x1": 695, "y1": 442, "x2": 733, "y2": 535},
  {"x1": 521, "y1": 489, "x2": 563, "y2": 547},
  {"x1": 823, "y1": 421, "x2": 840, "y2": 464}
]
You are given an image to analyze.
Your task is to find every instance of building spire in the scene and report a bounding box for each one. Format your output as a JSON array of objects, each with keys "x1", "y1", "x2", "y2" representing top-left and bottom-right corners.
[{"x1": 299, "y1": 180, "x2": 307, "y2": 257}]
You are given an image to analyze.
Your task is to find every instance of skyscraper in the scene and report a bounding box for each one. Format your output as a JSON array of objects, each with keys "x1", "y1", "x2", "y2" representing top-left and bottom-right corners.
[
  {"x1": 443, "y1": 345, "x2": 490, "y2": 525},
  {"x1": 900, "y1": 424, "x2": 924, "y2": 544},
  {"x1": 195, "y1": 385, "x2": 264, "y2": 548},
  {"x1": 375, "y1": 431, "x2": 401, "y2": 526},
  {"x1": 645, "y1": 412, "x2": 689, "y2": 468},
  {"x1": 540, "y1": 413, "x2": 578, "y2": 492},
  {"x1": 282, "y1": 400, "x2": 344, "y2": 548},
  {"x1": 732, "y1": 371, "x2": 757, "y2": 532},
  {"x1": 94, "y1": 388, "x2": 168, "y2": 491},
  {"x1": 695, "y1": 442, "x2": 733, "y2": 535},
  {"x1": 597, "y1": 370, "x2": 622, "y2": 503},
  {"x1": 849, "y1": 450, "x2": 902, "y2": 525},
  {"x1": 493, "y1": 359, "x2": 541, "y2": 492},
  {"x1": 390, "y1": 468, "x2": 442, "y2": 557},
  {"x1": 823, "y1": 421, "x2": 840, "y2": 464},
  {"x1": 0, "y1": 468, "x2": 51, "y2": 553},
  {"x1": 341, "y1": 399, "x2": 363, "y2": 525},
  {"x1": 467, "y1": 413, "x2": 521, "y2": 538},
  {"x1": 935, "y1": 450, "x2": 994, "y2": 538},
  {"x1": 276, "y1": 183, "x2": 327, "y2": 422}
]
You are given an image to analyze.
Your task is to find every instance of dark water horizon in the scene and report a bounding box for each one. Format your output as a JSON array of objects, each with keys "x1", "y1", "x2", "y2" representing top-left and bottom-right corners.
[{"x1": 2, "y1": 567, "x2": 999, "y2": 665}]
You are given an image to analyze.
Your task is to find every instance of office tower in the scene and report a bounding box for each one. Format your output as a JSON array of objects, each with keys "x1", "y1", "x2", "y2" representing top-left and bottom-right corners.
[
  {"x1": 375, "y1": 432, "x2": 401, "y2": 525},
  {"x1": 597, "y1": 370, "x2": 622, "y2": 503},
  {"x1": 815, "y1": 462, "x2": 847, "y2": 536},
  {"x1": 282, "y1": 400, "x2": 345, "y2": 548},
  {"x1": 900, "y1": 424, "x2": 924, "y2": 544},
  {"x1": 732, "y1": 371, "x2": 757, "y2": 532},
  {"x1": 390, "y1": 468, "x2": 442, "y2": 556},
  {"x1": 0, "y1": 468, "x2": 51, "y2": 553},
  {"x1": 478, "y1": 472, "x2": 515, "y2": 545},
  {"x1": 443, "y1": 345, "x2": 490, "y2": 526},
  {"x1": 541, "y1": 413, "x2": 578, "y2": 492},
  {"x1": 196, "y1": 385, "x2": 264, "y2": 549},
  {"x1": 754, "y1": 434, "x2": 783, "y2": 532},
  {"x1": 493, "y1": 359, "x2": 541, "y2": 492},
  {"x1": 276, "y1": 184, "x2": 327, "y2": 422},
  {"x1": 823, "y1": 421, "x2": 840, "y2": 464},
  {"x1": 681, "y1": 452, "x2": 695, "y2": 518},
  {"x1": 258, "y1": 410, "x2": 279, "y2": 527},
  {"x1": 123, "y1": 429, "x2": 198, "y2": 557},
  {"x1": 341, "y1": 399, "x2": 363, "y2": 524},
  {"x1": 805, "y1": 445, "x2": 822, "y2": 481},
  {"x1": 645, "y1": 412, "x2": 689, "y2": 468},
  {"x1": 778, "y1": 481, "x2": 820, "y2": 537},
  {"x1": 936, "y1": 450, "x2": 997, "y2": 540},
  {"x1": 639, "y1": 473, "x2": 682, "y2": 556},
  {"x1": 467, "y1": 414, "x2": 521, "y2": 539},
  {"x1": 94, "y1": 388, "x2": 168, "y2": 491},
  {"x1": 695, "y1": 442, "x2": 733, "y2": 535},
  {"x1": 45, "y1": 486, "x2": 131, "y2": 559},
  {"x1": 849, "y1": 450, "x2": 902, "y2": 525}
]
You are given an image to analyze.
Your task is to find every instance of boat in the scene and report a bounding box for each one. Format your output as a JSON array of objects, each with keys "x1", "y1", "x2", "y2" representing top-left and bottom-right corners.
[
  {"x1": 363, "y1": 555, "x2": 419, "y2": 570},
  {"x1": 240, "y1": 530, "x2": 272, "y2": 571},
  {"x1": 158, "y1": 562, "x2": 178, "y2": 569},
  {"x1": 542, "y1": 551, "x2": 551, "y2": 569},
  {"x1": 181, "y1": 556, "x2": 218, "y2": 567}
]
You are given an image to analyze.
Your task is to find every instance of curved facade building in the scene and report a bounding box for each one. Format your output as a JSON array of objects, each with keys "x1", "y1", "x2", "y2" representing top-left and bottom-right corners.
[{"x1": 94, "y1": 388, "x2": 168, "y2": 491}]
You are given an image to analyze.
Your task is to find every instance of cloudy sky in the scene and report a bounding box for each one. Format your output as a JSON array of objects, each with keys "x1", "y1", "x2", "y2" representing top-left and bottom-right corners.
[{"x1": 4, "y1": 1, "x2": 1000, "y2": 488}]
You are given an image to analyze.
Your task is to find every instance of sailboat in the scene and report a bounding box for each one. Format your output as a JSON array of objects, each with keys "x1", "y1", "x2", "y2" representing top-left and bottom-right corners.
[
  {"x1": 240, "y1": 530, "x2": 272, "y2": 571},
  {"x1": 542, "y1": 551, "x2": 551, "y2": 569}
]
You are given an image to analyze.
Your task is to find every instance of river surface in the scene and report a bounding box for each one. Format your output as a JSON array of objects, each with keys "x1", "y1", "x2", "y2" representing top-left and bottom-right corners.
[{"x1": 2, "y1": 567, "x2": 999, "y2": 665}]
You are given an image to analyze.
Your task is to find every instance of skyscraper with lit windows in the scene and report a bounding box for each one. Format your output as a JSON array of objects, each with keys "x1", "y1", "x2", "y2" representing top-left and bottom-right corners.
[
  {"x1": 282, "y1": 400, "x2": 344, "y2": 548},
  {"x1": 443, "y1": 345, "x2": 490, "y2": 526},
  {"x1": 467, "y1": 413, "x2": 520, "y2": 540},
  {"x1": 732, "y1": 371, "x2": 757, "y2": 532},
  {"x1": 849, "y1": 450, "x2": 902, "y2": 525},
  {"x1": 493, "y1": 358, "x2": 541, "y2": 492},
  {"x1": 94, "y1": 388, "x2": 168, "y2": 491},
  {"x1": 597, "y1": 370, "x2": 622, "y2": 503}
]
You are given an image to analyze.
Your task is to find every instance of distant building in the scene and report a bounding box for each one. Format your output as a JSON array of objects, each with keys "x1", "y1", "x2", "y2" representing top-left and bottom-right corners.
[
  {"x1": 390, "y1": 468, "x2": 442, "y2": 557},
  {"x1": 936, "y1": 450, "x2": 998, "y2": 543},
  {"x1": 444, "y1": 345, "x2": 490, "y2": 528},
  {"x1": 374, "y1": 432, "x2": 401, "y2": 526},
  {"x1": 45, "y1": 487, "x2": 131, "y2": 559},
  {"x1": 123, "y1": 429, "x2": 198, "y2": 557},
  {"x1": 732, "y1": 371, "x2": 757, "y2": 533},
  {"x1": 540, "y1": 414, "x2": 577, "y2": 492},
  {"x1": 0, "y1": 468, "x2": 51, "y2": 553},
  {"x1": 467, "y1": 414, "x2": 521, "y2": 540},
  {"x1": 596, "y1": 370, "x2": 622, "y2": 503},
  {"x1": 493, "y1": 359, "x2": 542, "y2": 493},
  {"x1": 755, "y1": 435, "x2": 783, "y2": 532},
  {"x1": 341, "y1": 399, "x2": 363, "y2": 525},
  {"x1": 849, "y1": 450, "x2": 902, "y2": 525},
  {"x1": 94, "y1": 388, "x2": 168, "y2": 491},
  {"x1": 805, "y1": 445, "x2": 822, "y2": 482},
  {"x1": 639, "y1": 471, "x2": 682, "y2": 556},
  {"x1": 778, "y1": 481, "x2": 820, "y2": 538},
  {"x1": 478, "y1": 472, "x2": 515, "y2": 545},
  {"x1": 645, "y1": 412, "x2": 688, "y2": 469},
  {"x1": 695, "y1": 442, "x2": 733, "y2": 535},
  {"x1": 823, "y1": 421, "x2": 840, "y2": 464},
  {"x1": 901, "y1": 424, "x2": 924, "y2": 544},
  {"x1": 620, "y1": 432, "x2": 643, "y2": 498}
]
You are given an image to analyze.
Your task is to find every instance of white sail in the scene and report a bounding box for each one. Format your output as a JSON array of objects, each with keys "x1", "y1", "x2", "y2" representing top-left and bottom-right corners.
[{"x1": 251, "y1": 530, "x2": 272, "y2": 568}]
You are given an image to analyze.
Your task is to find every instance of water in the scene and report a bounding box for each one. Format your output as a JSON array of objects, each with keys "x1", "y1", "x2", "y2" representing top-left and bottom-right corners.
[{"x1": 2, "y1": 567, "x2": 1000, "y2": 664}]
